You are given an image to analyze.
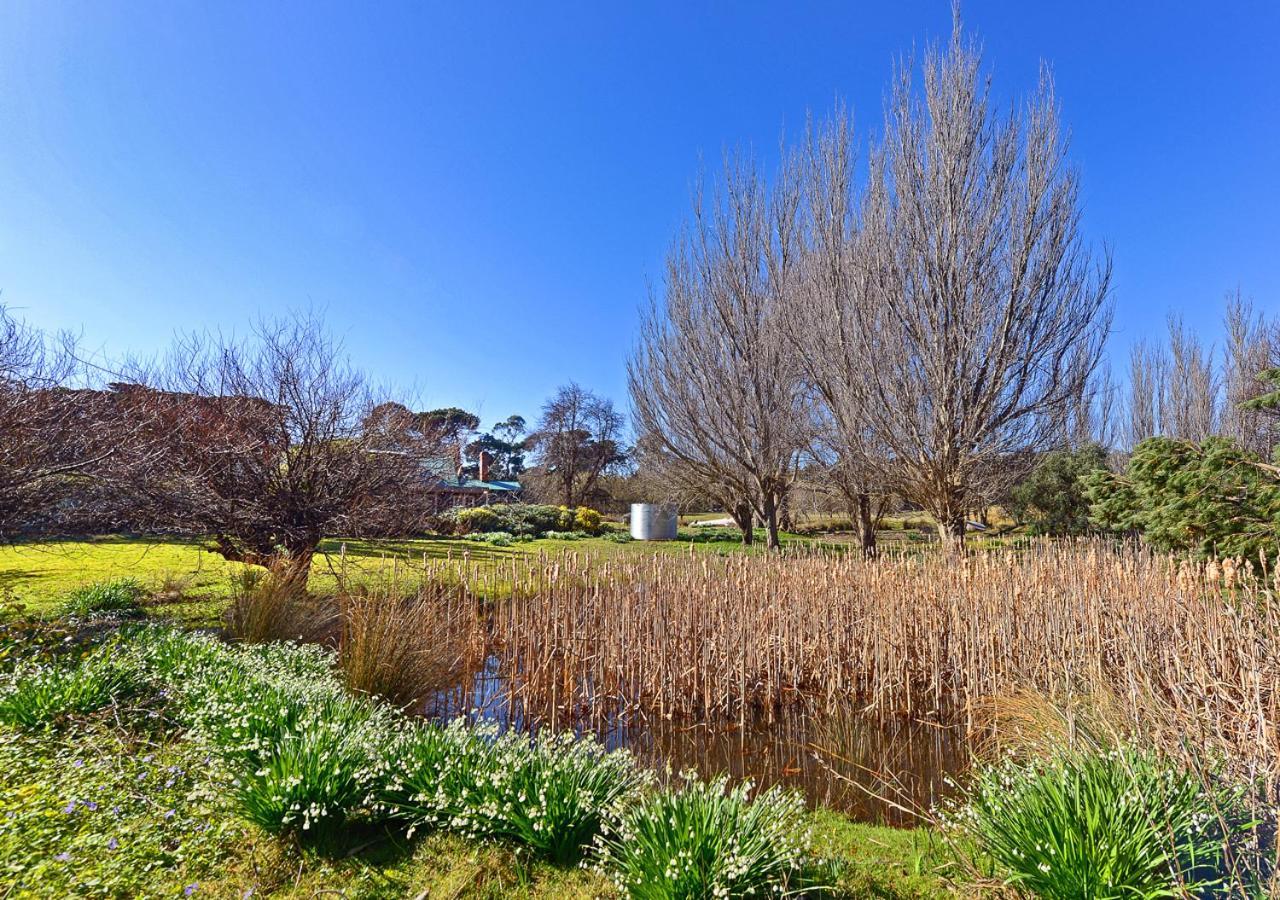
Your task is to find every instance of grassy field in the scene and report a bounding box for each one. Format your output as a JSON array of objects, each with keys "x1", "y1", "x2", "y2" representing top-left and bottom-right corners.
[{"x1": 0, "y1": 530, "x2": 825, "y2": 621}]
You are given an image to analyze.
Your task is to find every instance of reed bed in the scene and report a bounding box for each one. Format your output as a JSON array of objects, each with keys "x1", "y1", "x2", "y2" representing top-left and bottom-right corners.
[{"x1": 443, "y1": 540, "x2": 1280, "y2": 787}]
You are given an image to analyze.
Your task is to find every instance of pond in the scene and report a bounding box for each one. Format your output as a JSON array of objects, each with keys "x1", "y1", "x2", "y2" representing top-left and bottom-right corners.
[{"x1": 421, "y1": 655, "x2": 969, "y2": 826}]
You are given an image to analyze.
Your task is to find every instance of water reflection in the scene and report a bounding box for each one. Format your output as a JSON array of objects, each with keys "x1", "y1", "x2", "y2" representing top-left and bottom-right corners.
[{"x1": 421, "y1": 655, "x2": 969, "y2": 826}]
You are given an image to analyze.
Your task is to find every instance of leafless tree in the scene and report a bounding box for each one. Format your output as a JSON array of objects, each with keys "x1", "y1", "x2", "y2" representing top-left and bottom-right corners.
[
  {"x1": 847, "y1": 28, "x2": 1112, "y2": 547},
  {"x1": 1221, "y1": 292, "x2": 1280, "y2": 455},
  {"x1": 127, "y1": 312, "x2": 426, "y2": 584},
  {"x1": 783, "y1": 110, "x2": 891, "y2": 555},
  {"x1": 1126, "y1": 339, "x2": 1165, "y2": 448},
  {"x1": 1161, "y1": 315, "x2": 1219, "y2": 442},
  {"x1": 525, "y1": 383, "x2": 628, "y2": 509},
  {"x1": 0, "y1": 306, "x2": 133, "y2": 538},
  {"x1": 629, "y1": 156, "x2": 809, "y2": 549}
]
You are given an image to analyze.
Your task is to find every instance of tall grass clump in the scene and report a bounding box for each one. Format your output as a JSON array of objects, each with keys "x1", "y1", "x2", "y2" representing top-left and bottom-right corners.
[
  {"x1": 954, "y1": 745, "x2": 1249, "y2": 899},
  {"x1": 58, "y1": 577, "x2": 147, "y2": 618},
  {"x1": 0, "y1": 647, "x2": 142, "y2": 728},
  {"x1": 337, "y1": 582, "x2": 471, "y2": 707},
  {"x1": 594, "y1": 775, "x2": 812, "y2": 899},
  {"x1": 224, "y1": 563, "x2": 337, "y2": 644}
]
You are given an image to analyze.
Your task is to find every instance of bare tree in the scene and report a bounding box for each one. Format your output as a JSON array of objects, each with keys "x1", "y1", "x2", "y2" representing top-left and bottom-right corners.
[
  {"x1": 526, "y1": 383, "x2": 627, "y2": 508},
  {"x1": 784, "y1": 110, "x2": 890, "y2": 555},
  {"x1": 0, "y1": 306, "x2": 134, "y2": 538},
  {"x1": 128, "y1": 312, "x2": 425, "y2": 584},
  {"x1": 1126, "y1": 339, "x2": 1166, "y2": 448},
  {"x1": 1161, "y1": 316, "x2": 1219, "y2": 442},
  {"x1": 1221, "y1": 292, "x2": 1280, "y2": 455},
  {"x1": 849, "y1": 28, "x2": 1112, "y2": 547},
  {"x1": 629, "y1": 156, "x2": 809, "y2": 549}
]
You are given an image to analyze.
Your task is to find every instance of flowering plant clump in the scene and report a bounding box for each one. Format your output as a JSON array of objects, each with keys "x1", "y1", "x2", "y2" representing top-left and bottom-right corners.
[
  {"x1": 593, "y1": 773, "x2": 812, "y2": 899},
  {"x1": 0, "y1": 643, "x2": 145, "y2": 729},
  {"x1": 950, "y1": 745, "x2": 1251, "y2": 899},
  {"x1": 58, "y1": 578, "x2": 148, "y2": 619},
  {"x1": 449, "y1": 730, "x2": 647, "y2": 864}
]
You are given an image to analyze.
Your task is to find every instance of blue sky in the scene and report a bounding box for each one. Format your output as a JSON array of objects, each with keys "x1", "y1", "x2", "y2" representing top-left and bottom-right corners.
[{"x1": 1, "y1": 1, "x2": 1277, "y2": 428}]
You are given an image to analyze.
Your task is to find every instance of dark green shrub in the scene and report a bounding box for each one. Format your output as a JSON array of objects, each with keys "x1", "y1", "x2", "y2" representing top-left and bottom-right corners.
[
  {"x1": 1087, "y1": 436, "x2": 1280, "y2": 557},
  {"x1": 453, "y1": 505, "x2": 500, "y2": 534},
  {"x1": 58, "y1": 578, "x2": 147, "y2": 619},
  {"x1": 1011, "y1": 443, "x2": 1109, "y2": 536}
]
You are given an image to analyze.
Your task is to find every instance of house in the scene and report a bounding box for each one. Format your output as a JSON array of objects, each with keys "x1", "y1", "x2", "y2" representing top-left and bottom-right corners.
[{"x1": 419, "y1": 450, "x2": 521, "y2": 512}]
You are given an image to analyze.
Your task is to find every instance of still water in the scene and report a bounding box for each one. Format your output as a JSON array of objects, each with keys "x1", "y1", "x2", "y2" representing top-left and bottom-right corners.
[{"x1": 421, "y1": 656, "x2": 969, "y2": 826}]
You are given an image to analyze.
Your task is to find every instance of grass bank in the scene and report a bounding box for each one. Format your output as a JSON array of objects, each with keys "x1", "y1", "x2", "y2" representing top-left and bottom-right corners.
[{"x1": 0, "y1": 619, "x2": 955, "y2": 898}]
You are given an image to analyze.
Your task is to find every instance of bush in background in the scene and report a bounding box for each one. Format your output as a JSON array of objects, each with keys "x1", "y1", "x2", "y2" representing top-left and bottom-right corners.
[
  {"x1": 445, "y1": 503, "x2": 605, "y2": 539},
  {"x1": 1010, "y1": 443, "x2": 1109, "y2": 536}
]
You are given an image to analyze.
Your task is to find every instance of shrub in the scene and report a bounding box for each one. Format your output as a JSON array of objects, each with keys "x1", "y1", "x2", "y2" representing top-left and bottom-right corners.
[
  {"x1": 557, "y1": 506, "x2": 577, "y2": 531},
  {"x1": 0, "y1": 649, "x2": 142, "y2": 729},
  {"x1": 574, "y1": 507, "x2": 604, "y2": 535},
  {"x1": 454, "y1": 505, "x2": 500, "y2": 534},
  {"x1": 475, "y1": 530, "x2": 515, "y2": 546},
  {"x1": 594, "y1": 775, "x2": 811, "y2": 898},
  {"x1": 58, "y1": 578, "x2": 147, "y2": 619},
  {"x1": 1011, "y1": 443, "x2": 1108, "y2": 536},
  {"x1": 955, "y1": 746, "x2": 1248, "y2": 899},
  {"x1": 601, "y1": 529, "x2": 633, "y2": 543}
]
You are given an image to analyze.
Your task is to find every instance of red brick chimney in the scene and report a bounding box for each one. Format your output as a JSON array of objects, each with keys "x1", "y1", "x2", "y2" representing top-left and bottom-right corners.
[{"x1": 477, "y1": 450, "x2": 492, "y2": 482}]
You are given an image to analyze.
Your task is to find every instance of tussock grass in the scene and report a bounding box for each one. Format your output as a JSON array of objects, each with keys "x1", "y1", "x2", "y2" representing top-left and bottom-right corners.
[{"x1": 338, "y1": 578, "x2": 475, "y2": 707}]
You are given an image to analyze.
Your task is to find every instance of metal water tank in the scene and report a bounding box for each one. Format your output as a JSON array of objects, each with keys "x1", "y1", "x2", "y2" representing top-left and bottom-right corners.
[{"x1": 630, "y1": 503, "x2": 678, "y2": 541}]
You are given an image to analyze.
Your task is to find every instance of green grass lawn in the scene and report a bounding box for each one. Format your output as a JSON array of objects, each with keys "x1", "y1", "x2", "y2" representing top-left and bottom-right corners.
[{"x1": 0, "y1": 529, "x2": 827, "y2": 622}]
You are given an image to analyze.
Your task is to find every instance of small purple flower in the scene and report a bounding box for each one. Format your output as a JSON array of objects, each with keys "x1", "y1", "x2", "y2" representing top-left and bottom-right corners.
[
  {"x1": 111, "y1": 805, "x2": 121, "y2": 817},
  {"x1": 142, "y1": 754, "x2": 153, "y2": 764},
  {"x1": 107, "y1": 838, "x2": 118, "y2": 850},
  {"x1": 62, "y1": 801, "x2": 76, "y2": 814},
  {"x1": 54, "y1": 852, "x2": 71, "y2": 862},
  {"x1": 72, "y1": 759, "x2": 84, "y2": 768},
  {"x1": 184, "y1": 884, "x2": 198, "y2": 897},
  {"x1": 85, "y1": 801, "x2": 98, "y2": 811},
  {"x1": 164, "y1": 809, "x2": 175, "y2": 819}
]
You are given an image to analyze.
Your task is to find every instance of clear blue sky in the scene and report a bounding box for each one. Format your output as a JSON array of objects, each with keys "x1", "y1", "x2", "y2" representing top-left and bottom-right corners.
[{"x1": 2, "y1": 1, "x2": 1277, "y2": 427}]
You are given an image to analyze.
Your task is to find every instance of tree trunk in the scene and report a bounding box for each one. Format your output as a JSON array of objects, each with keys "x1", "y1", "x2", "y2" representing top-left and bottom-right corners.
[
  {"x1": 762, "y1": 492, "x2": 781, "y2": 550},
  {"x1": 855, "y1": 492, "x2": 877, "y2": 557},
  {"x1": 732, "y1": 501, "x2": 754, "y2": 546},
  {"x1": 936, "y1": 514, "x2": 966, "y2": 553}
]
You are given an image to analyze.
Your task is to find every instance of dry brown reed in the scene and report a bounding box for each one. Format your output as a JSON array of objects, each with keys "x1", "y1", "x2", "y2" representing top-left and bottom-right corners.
[
  {"x1": 337, "y1": 574, "x2": 481, "y2": 707},
  {"x1": 434, "y1": 540, "x2": 1280, "y2": 790}
]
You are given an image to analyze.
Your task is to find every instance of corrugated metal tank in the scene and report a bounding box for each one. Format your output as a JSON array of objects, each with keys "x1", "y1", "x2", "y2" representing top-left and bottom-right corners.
[{"x1": 630, "y1": 503, "x2": 678, "y2": 541}]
